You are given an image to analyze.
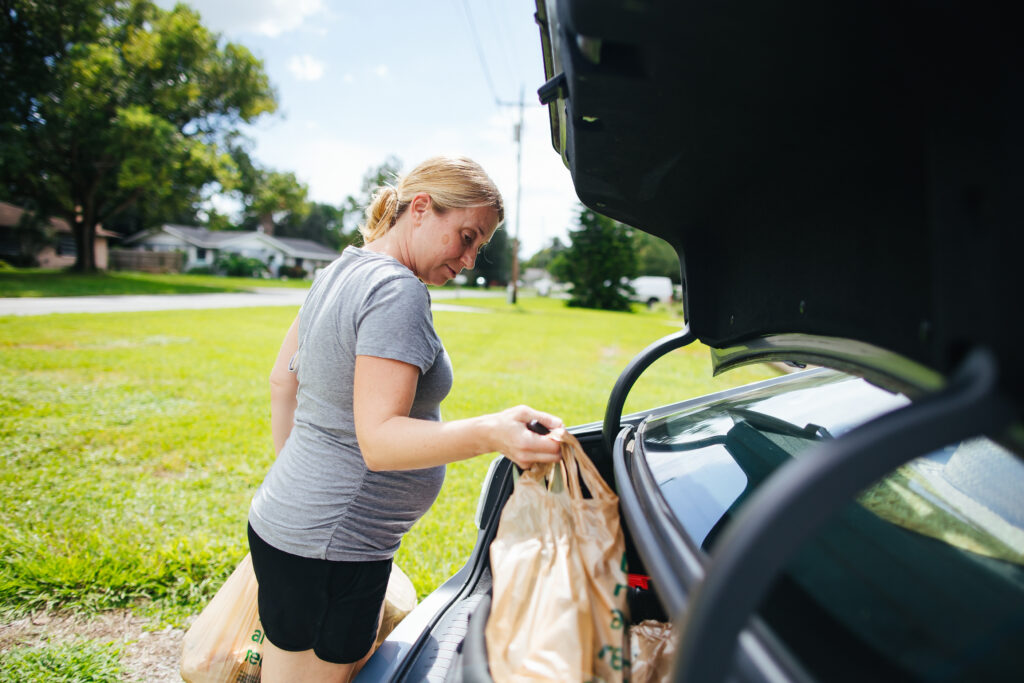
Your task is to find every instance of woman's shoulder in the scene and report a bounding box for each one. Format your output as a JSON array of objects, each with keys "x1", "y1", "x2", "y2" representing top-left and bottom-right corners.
[
  {"x1": 352, "y1": 248, "x2": 420, "y2": 284},
  {"x1": 331, "y1": 247, "x2": 427, "y2": 301}
]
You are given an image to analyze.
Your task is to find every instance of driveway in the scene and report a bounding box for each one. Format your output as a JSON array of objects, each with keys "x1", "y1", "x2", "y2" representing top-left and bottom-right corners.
[{"x1": 0, "y1": 287, "x2": 503, "y2": 316}]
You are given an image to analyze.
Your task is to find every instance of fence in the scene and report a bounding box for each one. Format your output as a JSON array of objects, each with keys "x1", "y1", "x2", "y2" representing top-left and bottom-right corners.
[{"x1": 109, "y1": 249, "x2": 183, "y2": 273}]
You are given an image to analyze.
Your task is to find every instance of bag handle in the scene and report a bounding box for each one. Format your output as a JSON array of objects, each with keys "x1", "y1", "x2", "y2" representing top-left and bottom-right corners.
[{"x1": 557, "y1": 432, "x2": 617, "y2": 502}]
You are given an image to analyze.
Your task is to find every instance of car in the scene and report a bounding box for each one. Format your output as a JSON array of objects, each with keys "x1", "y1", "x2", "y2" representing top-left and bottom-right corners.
[
  {"x1": 628, "y1": 275, "x2": 674, "y2": 308},
  {"x1": 358, "y1": 1, "x2": 1023, "y2": 681}
]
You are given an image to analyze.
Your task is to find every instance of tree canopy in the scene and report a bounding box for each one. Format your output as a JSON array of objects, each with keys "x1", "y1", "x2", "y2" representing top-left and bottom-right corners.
[
  {"x1": 550, "y1": 206, "x2": 638, "y2": 310},
  {"x1": 227, "y1": 138, "x2": 308, "y2": 233},
  {"x1": 0, "y1": 0, "x2": 277, "y2": 270},
  {"x1": 524, "y1": 237, "x2": 567, "y2": 271},
  {"x1": 273, "y1": 202, "x2": 347, "y2": 250},
  {"x1": 632, "y1": 230, "x2": 681, "y2": 282}
]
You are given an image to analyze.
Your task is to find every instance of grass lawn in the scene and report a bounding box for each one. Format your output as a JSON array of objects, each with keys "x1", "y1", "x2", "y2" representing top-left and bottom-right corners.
[
  {"x1": 0, "y1": 268, "x2": 310, "y2": 297},
  {"x1": 0, "y1": 296, "x2": 779, "y2": 632}
]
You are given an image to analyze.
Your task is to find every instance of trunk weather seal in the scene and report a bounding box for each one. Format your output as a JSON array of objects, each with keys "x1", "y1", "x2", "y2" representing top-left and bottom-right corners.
[{"x1": 603, "y1": 326, "x2": 698, "y2": 457}]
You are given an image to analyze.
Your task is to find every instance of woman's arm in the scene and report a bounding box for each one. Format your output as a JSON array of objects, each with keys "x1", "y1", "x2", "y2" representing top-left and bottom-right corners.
[
  {"x1": 269, "y1": 315, "x2": 301, "y2": 456},
  {"x1": 353, "y1": 354, "x2": 563, "y2": 471}
]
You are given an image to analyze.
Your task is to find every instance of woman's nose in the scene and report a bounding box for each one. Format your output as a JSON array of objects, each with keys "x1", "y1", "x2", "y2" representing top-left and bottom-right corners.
[{"x1": 461, "y1": 250, "x2": 476, "y2": 270}]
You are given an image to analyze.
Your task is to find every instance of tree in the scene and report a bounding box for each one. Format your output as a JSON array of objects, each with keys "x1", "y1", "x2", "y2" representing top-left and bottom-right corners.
[
  {"x1": 243, "y1": 156, "x2": 402, "y2": 251},
  {"x1": 225, "y1": 137, "x2": 308, "y2": 234},
  {"x1": 276, "y1": 202, "x2": 350, "y2": 250},
  {"x1": 633, "y1": 230, "x2": 681, "y2": 282},
  {"x1": 549, "y1": 206, "x2": 638, "y2": 311},
  {"x1": 0, "y1": 0, "x2": 276, "y2": 271},
  {"x1": 524, "y1": 237, "x2": 567, "y2": 271},
  {"x1": 245, "y1": 168, "x2": 309, "y2": 234}
]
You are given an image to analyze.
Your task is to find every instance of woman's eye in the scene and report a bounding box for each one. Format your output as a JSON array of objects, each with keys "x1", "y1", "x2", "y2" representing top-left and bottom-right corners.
[{"x1": 462, "y1": 233, "x2": 474, "y2": 245}]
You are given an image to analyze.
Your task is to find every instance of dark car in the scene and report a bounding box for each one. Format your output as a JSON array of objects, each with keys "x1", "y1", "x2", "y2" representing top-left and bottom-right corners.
[{"x1": 359, "y1": 1, "x2": 1023, "y2": 681}]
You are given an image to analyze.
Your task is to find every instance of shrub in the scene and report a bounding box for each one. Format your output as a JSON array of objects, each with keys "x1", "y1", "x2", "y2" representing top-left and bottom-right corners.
[
  {"x1": 215, "y1": 253, "x2": 267, "y2": 278},
  {"x1": 278, "y1": 265, "x2": 307, "y2": 279}
]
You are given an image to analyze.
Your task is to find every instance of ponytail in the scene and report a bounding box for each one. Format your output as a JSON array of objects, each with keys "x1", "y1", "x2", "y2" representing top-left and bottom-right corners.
[{"x1": 359, "y1": 186, "x2": 406, "y2": 244}]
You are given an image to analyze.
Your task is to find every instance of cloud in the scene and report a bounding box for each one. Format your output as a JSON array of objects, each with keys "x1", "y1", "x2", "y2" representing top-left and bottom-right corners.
[
  {"x1": 372, "y1": 64, "x2": 390, "y2": 79},
  {"x1": 288, "y1": 54, "x2": 325, "y2": 81},
  {"x1": 165, "y1": 0, "x2": 326, "y2": 37}
]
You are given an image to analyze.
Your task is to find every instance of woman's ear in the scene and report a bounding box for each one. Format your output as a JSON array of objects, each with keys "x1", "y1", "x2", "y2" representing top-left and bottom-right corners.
[{"x1": 409, "y1": 193, "x2": 431, "y2": 223}]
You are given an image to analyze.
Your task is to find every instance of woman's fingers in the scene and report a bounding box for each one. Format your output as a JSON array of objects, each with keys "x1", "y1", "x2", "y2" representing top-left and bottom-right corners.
[{"x1": 492, "y1": 405, "x2": 566, "y2": 469}]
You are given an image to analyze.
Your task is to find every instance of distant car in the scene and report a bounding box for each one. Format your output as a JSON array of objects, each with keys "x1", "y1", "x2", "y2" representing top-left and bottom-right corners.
[
  {"x1": 358, "y1": 1, "x2": 1022, "y2": 681},
  {"x1": 628, "y1": 275, "x2": 673, "y2": 308}
]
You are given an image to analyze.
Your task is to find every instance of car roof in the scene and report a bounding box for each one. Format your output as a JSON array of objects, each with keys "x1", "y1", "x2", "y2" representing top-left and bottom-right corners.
[{"x1": 534, "y1": 0, "x2": 1023, "y2": 414}]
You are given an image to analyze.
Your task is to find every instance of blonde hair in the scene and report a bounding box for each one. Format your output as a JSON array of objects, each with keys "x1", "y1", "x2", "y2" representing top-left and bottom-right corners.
[{"x1": 359, "y1": 156, "x2": 504, "y2": 244}]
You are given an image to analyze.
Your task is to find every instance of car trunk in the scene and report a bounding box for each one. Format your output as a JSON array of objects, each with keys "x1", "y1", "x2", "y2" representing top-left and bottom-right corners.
[{"x1": 373, "y1": 424, "x2": 666, "y2": 683}]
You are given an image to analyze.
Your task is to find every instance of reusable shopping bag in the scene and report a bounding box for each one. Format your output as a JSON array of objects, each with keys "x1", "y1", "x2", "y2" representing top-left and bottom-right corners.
[
  {"x1": 180, "y1": 553, "x2": 264, "y2": 683},
  {"x1": 486, "y1": 431, "x2": 629, "y2": 682},
  {"x1": 629, "y1": 620, "x2": 677, "y2": 683}
]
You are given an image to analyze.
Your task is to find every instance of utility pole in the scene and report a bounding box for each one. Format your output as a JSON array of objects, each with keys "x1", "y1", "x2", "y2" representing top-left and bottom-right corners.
[{"x1": 509, "y1": 85, "x2": 524, "y2": 304}]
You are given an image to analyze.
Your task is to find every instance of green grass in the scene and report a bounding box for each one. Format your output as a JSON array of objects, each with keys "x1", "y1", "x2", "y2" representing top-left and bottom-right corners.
[
  {"x1": 0, "y1": 269, "x2": 310, "y2": 297},
  {"x1": 0, "y1": 296, "x2": 778, "y2": 630},
  {"x1": 0, "y1": 639, "x2": 123, "y2": 682}
]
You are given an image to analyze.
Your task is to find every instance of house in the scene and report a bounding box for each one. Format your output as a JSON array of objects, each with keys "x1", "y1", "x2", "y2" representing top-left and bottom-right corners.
[
  {"x1": 121, "y1": 224, "x2": 340, "y2": 277},
  {"x1": 0, "y1": 201, "x2": 118, "y2": 269}
]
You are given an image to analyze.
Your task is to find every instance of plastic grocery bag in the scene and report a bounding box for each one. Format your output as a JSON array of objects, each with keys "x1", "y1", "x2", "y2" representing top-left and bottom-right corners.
[
  {"x1": 629, "y1": 620, "x2": 676, "y2": 683},
  {"x1": 181, "y1": 553, "x2": 264, "y2": 683},
  {"x1": 486, "y1": 432, "x2": 629, "y2": 682}
]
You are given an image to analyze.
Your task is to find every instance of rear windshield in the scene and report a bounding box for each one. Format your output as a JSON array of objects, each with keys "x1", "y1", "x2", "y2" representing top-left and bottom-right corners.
[{"x1": 639, "y1": 370, "x2": 1024, "y2": 681}]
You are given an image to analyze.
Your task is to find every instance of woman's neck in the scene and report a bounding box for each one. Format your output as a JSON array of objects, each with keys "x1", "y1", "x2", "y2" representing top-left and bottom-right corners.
[{"x1": 364, "y1": 225, "x2": 415, "y2": 274}]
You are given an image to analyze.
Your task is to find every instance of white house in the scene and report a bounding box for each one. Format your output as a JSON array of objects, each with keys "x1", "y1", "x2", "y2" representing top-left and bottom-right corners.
[{"x1": 122, "y1": 224, "x2": 340, "y2": 277}]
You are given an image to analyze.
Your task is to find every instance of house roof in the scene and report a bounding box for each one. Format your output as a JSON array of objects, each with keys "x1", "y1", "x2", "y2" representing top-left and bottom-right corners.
[
  {"x1": 124, "y1": 224, "x2": 340, "y2": 261},
  {"x1": 0, "y1": 201, "x2": 118, "y2": 237},
  {"x1": 164, "y1": 225, "x2": 250, "y2": 248},
  {"x1": 272, "y1": 236, "x2": 340, "y2": 259}
]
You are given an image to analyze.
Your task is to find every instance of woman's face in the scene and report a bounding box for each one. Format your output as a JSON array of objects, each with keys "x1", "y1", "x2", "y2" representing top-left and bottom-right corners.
[{"x1": 410, "y1": 203, "x2": 499, "y2": 286}]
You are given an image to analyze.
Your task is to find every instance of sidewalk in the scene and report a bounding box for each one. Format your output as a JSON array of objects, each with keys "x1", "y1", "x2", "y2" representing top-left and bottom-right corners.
[{"x1": 0, "y1": 287, "x2": 503, "y2": 316}]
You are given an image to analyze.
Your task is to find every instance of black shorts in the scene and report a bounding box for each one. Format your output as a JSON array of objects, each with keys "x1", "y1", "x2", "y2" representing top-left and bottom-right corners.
[{"x1": 247, "y1": 523, "x2": 393, "y2": 664}]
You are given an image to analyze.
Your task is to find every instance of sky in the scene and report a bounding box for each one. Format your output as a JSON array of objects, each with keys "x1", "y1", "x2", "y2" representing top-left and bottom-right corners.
[{"x1": 159, "y1": 0, "x2": 581, "y2": 257}]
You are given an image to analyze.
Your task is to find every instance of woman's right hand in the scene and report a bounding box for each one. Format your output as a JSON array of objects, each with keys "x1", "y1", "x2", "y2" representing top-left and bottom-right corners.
[{"x1": 486, "y1": 405, "x2": 564, "y2": 469}]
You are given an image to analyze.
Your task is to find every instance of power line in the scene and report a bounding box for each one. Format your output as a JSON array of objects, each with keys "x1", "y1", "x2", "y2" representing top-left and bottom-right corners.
[
  {"x1": 485, "y1": 0, "x2": 520, "y2": 94},
  {"x1": 456, "y1": 0, "x2": 503, "y2": 106}
]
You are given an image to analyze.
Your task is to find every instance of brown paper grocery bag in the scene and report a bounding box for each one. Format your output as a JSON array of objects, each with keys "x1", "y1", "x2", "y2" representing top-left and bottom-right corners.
[
  {"x1": 180, "y1": 553, "x2": 264, "y2": 683},
  {"x1": 376, "y1": 563, "x2": 418, "y2": 647},
  {"x1": 630, "y1": 620, "x2": 676, "y2": 683},
  {"x1": 486, "y1": 432, "x2": 628, "y2": 682}
]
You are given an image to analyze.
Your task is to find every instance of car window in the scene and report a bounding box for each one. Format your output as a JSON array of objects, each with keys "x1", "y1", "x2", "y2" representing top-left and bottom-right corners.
[{"x1": 639, "y1": 370, "x2": 1024, "y2": 681}]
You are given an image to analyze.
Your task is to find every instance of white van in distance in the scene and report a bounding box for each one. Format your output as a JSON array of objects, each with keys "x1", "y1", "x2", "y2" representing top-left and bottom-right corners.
[{"x1": 629, "y1": 276, "x2": 674, "y2": 307}]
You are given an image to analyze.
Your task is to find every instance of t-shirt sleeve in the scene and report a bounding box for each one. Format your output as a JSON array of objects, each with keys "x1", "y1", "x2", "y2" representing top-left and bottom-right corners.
[{"x1": 355, "y1": 275, "x2": 441, "y2": 373}]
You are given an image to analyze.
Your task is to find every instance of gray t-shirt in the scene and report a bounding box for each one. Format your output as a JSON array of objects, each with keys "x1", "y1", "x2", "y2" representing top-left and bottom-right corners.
[{"x1": 249, "y1": 246, "x2": 452, "y2": 561}]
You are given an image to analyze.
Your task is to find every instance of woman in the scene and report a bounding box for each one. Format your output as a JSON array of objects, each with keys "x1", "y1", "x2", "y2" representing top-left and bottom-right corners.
[{"x1": 247, "y1": 156, "x2": 564, "y2": 682}]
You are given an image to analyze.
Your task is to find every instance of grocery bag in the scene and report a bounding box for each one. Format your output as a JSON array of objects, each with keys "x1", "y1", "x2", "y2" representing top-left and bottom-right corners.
[
  {"x1": 376, "y1": 563, "x2": 419, "y2": 647},
  {"x1": 486, "y1": 432, "x2": 629, "y2": 682},
  {"x1": 181, "y1": 553, "x2": 264, "y2": 683},
  {"x1": 629, "y1": 620, "x2": 676, "y2": 683}
]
